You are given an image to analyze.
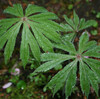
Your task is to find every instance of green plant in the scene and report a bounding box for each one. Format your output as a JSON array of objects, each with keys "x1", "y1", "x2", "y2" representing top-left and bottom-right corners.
[
  {"x1": 68, "y1": 4, "x2": 73, "y2": 10},
  {"x1": 96, "y1": 12, "x2": 100, "y2": 19},
  {"x1": 60, "y1": 11, "x2": 96, "y2": 42},
  {"x1": 32, "y1": 32, "x2": 100, "y2": 98},
  {"x1": 0, "y1": 4, "x2": 63, "y2": 67},
  {"x1": 61, "y1": 11, "x2": 95, "y2": 33},
  {"x1": 31, "y1": 12, "x2": 100, "y2": 98},
  {"x1": 91, "y1": 30, "x2": 98, "y2": 35},
  {"x1": 0, "y1": 4, "x2": 100, "y2": 99}
]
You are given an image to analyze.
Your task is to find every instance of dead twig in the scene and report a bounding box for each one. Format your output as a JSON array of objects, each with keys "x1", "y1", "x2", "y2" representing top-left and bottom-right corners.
[{"x1": 8, "y1": 0, "x2": 13, "y2": 7}]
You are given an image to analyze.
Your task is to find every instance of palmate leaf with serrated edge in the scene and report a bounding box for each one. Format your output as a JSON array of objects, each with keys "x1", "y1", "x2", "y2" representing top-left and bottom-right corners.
[
  {"x1": 27, "y1": 20, "x2": 61, "y2": 42},
  {"x1": 78, "y1": 32, "x2": 97, "y2": 53},
  {"x1": 20, "y1": 22, "x2": 40, "y2": 67},
  {"x1": 53, "y1": 40, "x2": 76, "y2": 54},
  {"x1": 0, "y1": 4, "x2": 63, "y2": 66},
  {"x1": 44, "y1": 60, "x2": 77, "y2": 96},
  {"x1": 83, "y1": 46, "x2": 100, "y2": 58},
  {"x1": 4, "y1": 4, "x2": 24, "y2": 17},
  {"x1": 41, "y1": 53, "x2": 71, "y2": 61},
  {"x1": 20, "y1": 23, "x2": 29, "y2": 67},
  {"x1": 79, "y1": 32, "x2": 100, "y2": 97},
  {"x1": 63, "y1": 15, "x2": 75, "y2": 30},
  {"x1": 0, "y1": 22, "x2": 22, "y2": 63},
  {"x1": 32, "y1": 54, "x2": 75, "y2": 75},
  {"x1": 80, "y1": 62, "x2": 90, "y2": 97},
  {"x1": 25, "y1": 4, "x2": 48, "y2": 16},
  {"x1": 4, "y1": 22, "x2": 22, "y2": 63},
  {"x1": 32, "y1": 32, "x2": 100, "y2": 98},
  {"x1": 80, "y1": 61, "x2": 99, "y2": 96},
  {"x1": 73, "y1": 10, "x2": 79, "y2": 30},
  {"x1": 41, "y1": 20, "x2": 64, "y2": 31},
  {"x1": 83, "y1": 58, "x2": 100, "y2": 80},
  {"x1": 60, "y1": 23, "x2": 73, "y2": 32},
  {"x1": 65, "y1": 62, "x2": 77, "y2": 98},
  {"x1": 62, "y1": 11, "x2": 96, "y2": 32},
  {"x1": 61, "y1": 33, "x2": 75, "y2": 42},
  {"x1": 79, "y1": 19, "x2": 95, "y2": 31},
  {"x1": 29, "y1": 12, "x2": 58, "y2": 20},
  {"x1": 0, "y1": 18, "x2": 20, "y2": 36},
  {"x1": 28, "y1": 21, "x2": 53, "y2": 52},
  {"x1": 25, "y1": 4, "x2": 64, "y2": 52}
]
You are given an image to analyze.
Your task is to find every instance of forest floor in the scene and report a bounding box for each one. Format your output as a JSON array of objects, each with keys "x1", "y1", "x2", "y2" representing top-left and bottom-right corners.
[{"x1": 0, "y1": 0, "x2": 100, "y2": 99}]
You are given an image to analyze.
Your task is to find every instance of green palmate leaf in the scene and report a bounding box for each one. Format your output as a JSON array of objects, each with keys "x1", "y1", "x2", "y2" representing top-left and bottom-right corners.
[
  {"x1": 61, "y1": 33, "x2": 75, "y2": 42},
  {"x1": 20, "y1": 23, "x2": 40, "y2": 66},
  {"x1": 80, "y1": 60, "x2": 99, "y2": 97},
  {"x1": 0, "y1": 4, "x2": 63, "y2": 66},
  {"x1": 62, "y1": 11, "x2": 95, "y2": 33},
  {"x1": 79, "y1": 32, "x2": 97, "y2": 53},
  {"x1": 27, "y1": 27, "x2": 40, "y2": 62},
  {"x1": 33, "y1": 31, "x2": 100, "y2": 98},
  {"x1": 63, "y1": 15, "x2": 75, "y2": 30},
  {"x1": 65, "y1": 61, "x2": 77, "y2": 98},
  {"x1": 41, "y1": 53, "x2": 75, "y2": 61},
  {"x1": 80, "y1": 62, "x2": 90, "y2": 97},
  {"x1": 0, "y1": 18, "x2": 20, "y2": 26},
  {"x1": 4, "y1": 4, "x2": 24, "y2": 17},
  {"x1": 54, "y1": 64, "x2": 62, "y2": 70},
  {"x1": 53, "y1": 43, "x2": 69, "y2": 52},
  {"x1": 29, "y1": 21, "x2": 53, "y2": 52},
  {"x1": 80, "y1": 61, "x2": 99, "y2": 96},
  {"x1": 29, "y1": 12, "x2": 58, "y2": 20},
  {"x1": 33, "y1": 59, "x2": 65, "y2": 74},
  {"x1": 30, "y1": 19, "x2": 64, "y2": 32},
  {"x1": 38, "y1": 20, "x2": 63, "y2": 32},
  {"x1": 83, "y1": 46, "x2": 100, "y2": 58},
  {"x1": 60, "y1": 23, "x2": 73, "y2": 32},
  {"x1": 79, "y1": 20, "x2": 96, "y2": 31},
  {"x1": 83, "y1": 58, "x2": 100, "y2": 79},
  {"x1": 84, "y1": 20, "x2": 96, "y2": 29},
  {"x1": 73, "y1": 11, "x2": 79, "y2": 30},
  {"x1": 25, "y1": 4, "x2": 48, "y2": 16},
  {"x1": 45, "y1": 61, "x2": 77, "y2": 96},
  {"x1": 62, "y1": 40, "x2": 76, "y2": 54},
  {"x1": 0, "y1": 18, "x2": 20, "y2": 36},
  {"x1": 36, "y1": 25, "x2": 61, "y2": 43},
  {"x1": 54, "y1": 40, "x2": 76, "y2": 54},
  {"x1": 33, "y1": 55, "x2": 74, "y2": 75},
  {"x1": 3, "y1": 22, "x2": 22, "y2": 63},
  {"x1": 54, "y1": 62, "x2": 77, "y2": 96},
  {"x1": 28, "y1": 20, "x2": 61, "y2": 42},
  {"x1": 84, "y1": 63, "x2": 99, "y2": 96},
  {"x1": 28, "y1": 12, "x2": 63, "y2": 52},
  {"x1": 79, "y1": 18, "x2": 85, "y2": 30},
  {"x1": 83, "y1": 41, "x2": 97, "y2": 51},
  {"x1": 20, "y1": 23, "x2": 29, "y2": 66},
  {"x1": 42, "y1": 20, "x2": 64, "y2": 31},
  {"x1": 79, "y1": 32, "x2": 89, "y2": 53},
  {"x1": 0, "y1": 32, "x2": 9, "y2": 50}
]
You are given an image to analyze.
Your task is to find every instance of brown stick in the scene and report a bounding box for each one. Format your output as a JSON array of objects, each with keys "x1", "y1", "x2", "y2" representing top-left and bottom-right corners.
[{"x1": 8, "y1": 0, "x2": 13, "y2": 7}]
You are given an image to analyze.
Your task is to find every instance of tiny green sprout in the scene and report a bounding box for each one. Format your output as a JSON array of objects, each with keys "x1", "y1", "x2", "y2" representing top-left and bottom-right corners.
[
  {"x1": 96, "y1": 12, "x2": 100, "y2": 19},
  {"x1": 91, "y1": 30, "x2": 98, "y2": 35},
  {"x1": 68, "y1": 4, "x2": 73, "y2": 10}
]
